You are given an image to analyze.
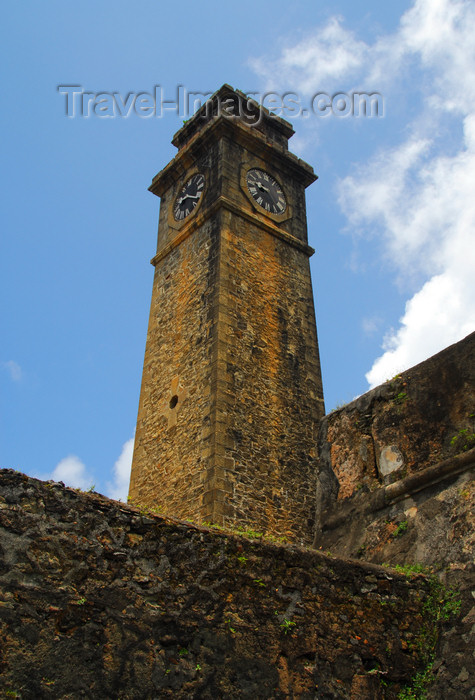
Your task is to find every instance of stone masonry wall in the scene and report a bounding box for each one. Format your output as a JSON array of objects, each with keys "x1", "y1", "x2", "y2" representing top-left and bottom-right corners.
[
  {"x1": 317, "y1": 331, "x2": 475, "y2": 506},
  {"x1": 315, "y1": 332, "x2": 475, "y2": 697},
  {"x1": 129, "y1": 216, "x2": 220, "y2": 522},
  {"x1": 219, "y1": 207, "x2": 323, "y2": 541},
  {"x1": 0, "y1": 470, "x2": 446, "y2": 700}
]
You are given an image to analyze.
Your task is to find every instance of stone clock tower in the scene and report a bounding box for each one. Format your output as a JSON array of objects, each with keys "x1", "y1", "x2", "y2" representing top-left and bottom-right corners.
[{"x1": 129, "y1": 85, "x2": 325, "y2": 543}]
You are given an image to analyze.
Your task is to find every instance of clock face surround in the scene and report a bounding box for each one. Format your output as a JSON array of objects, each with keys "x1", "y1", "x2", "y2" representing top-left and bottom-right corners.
[
  {"x1": 246, "y1": 168, "x2": 287, "y2": 215},
  {"x1": 173, "y1": 173, "x2": 205, "y2": 221}
]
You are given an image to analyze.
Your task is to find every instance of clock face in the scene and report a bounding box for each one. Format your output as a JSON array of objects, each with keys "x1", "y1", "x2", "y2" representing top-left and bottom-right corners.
[
  {"x1": 173, "y1": 173, "x2": 205, "y2": 221},
  {"x1": 246, "y1": 168, "x2": 287, "y2": 215}
]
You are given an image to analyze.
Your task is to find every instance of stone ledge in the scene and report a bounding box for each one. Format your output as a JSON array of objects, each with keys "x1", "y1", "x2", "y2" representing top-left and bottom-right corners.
[
  {"x1": 319, "y1": 447, "x2": 475, "y2": 534},
  {"x1": 150, "y1": 112, "x2": 316, "y2": 198},
  {"x1": 150, "y1": 195, "x2": 314, "y2": 267}
]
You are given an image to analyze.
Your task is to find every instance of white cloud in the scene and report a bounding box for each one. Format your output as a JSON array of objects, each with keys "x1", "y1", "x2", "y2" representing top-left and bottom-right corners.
[
  {"x1": 338, "y1": 1, "x2": 475, "y2": 385},
  {"x1": 338, "y1": 136, "x2": 433, "y2": 272},
  {"x1": 366, "y1": 272, "x2": 475, "y2": 386},
  {"x1": 251, "y1": 0, "x2": 475, "y2": 389},
  {"x1": 400, "y1": 0, "x2": 475, "y2": 101},
  {"x1": 47, "y1": 455, "x2": 95, "y2": 490},
  {"x1": 36, "y1": 434, "x2": 134, "y2": 499},
  {"x1": 361, "y1": 315, "x2": 383, "y2": 337},
  {"x1": 249, "y1": 16, "x2": 368, "y2": 93},
  {"x1": 106, "y1": 436, "x2": 134, "y2": 502},
  {"x1": 338, "y1": 111, "x2": 475, "y2": 291},
  {"x1": 3, "y1": 360, "x2": 22, "y2": 382}
]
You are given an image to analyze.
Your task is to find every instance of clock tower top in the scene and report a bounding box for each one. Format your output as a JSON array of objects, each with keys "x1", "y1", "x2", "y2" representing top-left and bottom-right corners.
[
  {"x1": 149, "y1": 84, "x2": 316, "y2": 205},
  {"x1": 172, "y1": 84, "x2": 295, "y2": 152}
]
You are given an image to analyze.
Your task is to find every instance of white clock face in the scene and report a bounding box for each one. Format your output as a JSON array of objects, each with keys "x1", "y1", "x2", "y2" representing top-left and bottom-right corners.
[
  {"x1": 246, "y1": 168, "x2": 287, "y2": 214},
  {"x1": 173, "y1": 173, "x2": 205, "y2": 221}
]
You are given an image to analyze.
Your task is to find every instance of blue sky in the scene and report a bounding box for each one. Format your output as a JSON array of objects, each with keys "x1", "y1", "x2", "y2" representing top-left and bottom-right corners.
[{"x1": 2, "y1": 0, "x2": 475, "y2": 500}]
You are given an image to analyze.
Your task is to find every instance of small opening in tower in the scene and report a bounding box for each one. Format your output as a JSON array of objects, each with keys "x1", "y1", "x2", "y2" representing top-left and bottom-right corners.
[{"x1": 169, "y1": 395, "x2": 179, "y2": 409}]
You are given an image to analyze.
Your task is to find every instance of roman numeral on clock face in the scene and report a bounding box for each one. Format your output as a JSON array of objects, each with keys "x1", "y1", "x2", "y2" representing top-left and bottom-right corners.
[{"x1": 246, "y1": 168, "x2": 287, "y2": 216}]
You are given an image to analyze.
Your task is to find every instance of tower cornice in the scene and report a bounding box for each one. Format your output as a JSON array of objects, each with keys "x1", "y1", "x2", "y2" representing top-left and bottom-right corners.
[
  {"x1": 149, "y1": 113, "x2": 317, "y2": 198},
  {"x1": 150, "y1": 194, "x2": 315, "y2": 267}
]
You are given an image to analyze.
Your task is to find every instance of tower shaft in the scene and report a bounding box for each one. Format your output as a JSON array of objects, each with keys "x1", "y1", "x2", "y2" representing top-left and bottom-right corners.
[{"x1": 129, "y1": 87, "x2": 324, "y2": 542}]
